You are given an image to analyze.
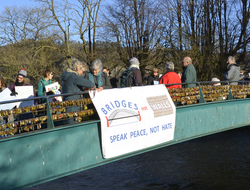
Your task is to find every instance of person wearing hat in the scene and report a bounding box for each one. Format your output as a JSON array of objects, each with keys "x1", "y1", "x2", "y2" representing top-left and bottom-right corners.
[
  {"x1": 129, "y1": 57, "x2": 143, "y2": 86},
  {"x1": 8, "y1": 68, "x2": 36, "y2": 97},
  {"x1": 120, "y1": 57, "x2": 143, "y2": 87},
  {"x1": 181, "y1": 57, "x2": 197, "y2": 88},
  {"x1": 159, "y1": 62, "x2": 182, "y2": 89}
]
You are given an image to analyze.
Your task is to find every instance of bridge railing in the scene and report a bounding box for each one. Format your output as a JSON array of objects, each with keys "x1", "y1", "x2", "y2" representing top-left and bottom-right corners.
[
  {"x1": 0, "y1": 91, "x2": 98, "y2": 138},
  {"x1": 1, "y1": 81, "x2": 250, "y2": 138},
  {"x1": 163, "y1": 80, "x2": 250, "y2": 105}
]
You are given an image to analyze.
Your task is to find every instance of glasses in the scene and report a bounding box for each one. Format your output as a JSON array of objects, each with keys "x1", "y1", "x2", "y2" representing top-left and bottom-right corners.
[{"x1": 17, "y1": 76, "x2": 24, "y2": 79}]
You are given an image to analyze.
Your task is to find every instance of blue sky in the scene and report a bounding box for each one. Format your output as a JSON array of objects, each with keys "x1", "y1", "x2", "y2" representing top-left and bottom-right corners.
[
  {"x1": 0, "y1": 0, "x2": 39, "y2": 12},
  {"x1": 0, "y1": 0, "x2": 86, "y2": 13},
  {"x1": 0, "y1": 0, "x2": 110, "y2": 42}
]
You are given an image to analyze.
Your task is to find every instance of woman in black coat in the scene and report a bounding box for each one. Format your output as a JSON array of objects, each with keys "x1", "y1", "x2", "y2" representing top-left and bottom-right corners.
[{"x1": 147, "y1": 68, "x2": 159, "y2": 85}]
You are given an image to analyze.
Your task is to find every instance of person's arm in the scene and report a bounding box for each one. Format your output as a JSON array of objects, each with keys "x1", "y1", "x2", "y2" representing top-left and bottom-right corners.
[
  {"x1": 134, "y1": 69, "x2": 143, "y2": 86},
  {"x1": 74, "y1": 75, "x2": 95, "y2": 89},
  {"x1": 159, "y1": 74, "x2": 169, "y2": 85},
  {"x1": 224, "y1": 66, "x2": 236, "y2": 80},
  {"x1": 185, "y1": 67, "x2": 196, "y2": 84},
  {"x1": 8, "y1": 83, "x2": 15, "y2": 92}
]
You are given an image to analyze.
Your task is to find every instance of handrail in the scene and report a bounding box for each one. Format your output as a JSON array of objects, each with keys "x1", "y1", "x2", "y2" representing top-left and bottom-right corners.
[
  {"x1": 0, "y1": 91, "x2": 90, "y2": 104},
  {"x1": 1, "y1": 80, "x2": 247, "y2": 105},
  {"x1": 163, "y1": 80, "x2": 249, "y2": 86},
  {"x1": 0, "y1": 90, "x2": 93, "y2": 132}
]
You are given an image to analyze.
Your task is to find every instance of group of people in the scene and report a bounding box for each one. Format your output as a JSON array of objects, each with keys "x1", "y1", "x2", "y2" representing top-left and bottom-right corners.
[
  {"x1": 147, "y1": 56, "x2": 246, "y2": 88},
  {"x1": 212, "y1": 56, "x2": 250, "y2": 86},
  {"x1": 145, "y1": 56, "x2": 196, "y2": 89},
  {"x1": 0, "y1": 55, "x2": 246, "y2": 105}
]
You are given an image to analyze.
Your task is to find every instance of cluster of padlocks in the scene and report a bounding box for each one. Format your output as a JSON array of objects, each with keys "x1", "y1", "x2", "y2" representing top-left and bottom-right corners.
[
  {"x1": 0, "y1": 98, "x2": 96, "y2": 138},
  {"x1": 169, "y1": 85, "x2": 250, "y2": 105}
]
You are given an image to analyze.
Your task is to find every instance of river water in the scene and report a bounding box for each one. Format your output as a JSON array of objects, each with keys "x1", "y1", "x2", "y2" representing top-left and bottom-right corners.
[{"x1": 28, "y1": 126, "x2": 250, "y2": 190}]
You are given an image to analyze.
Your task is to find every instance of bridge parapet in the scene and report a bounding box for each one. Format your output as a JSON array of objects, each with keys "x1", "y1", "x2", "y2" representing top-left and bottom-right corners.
[{"x1": 0, "y1": 84, "x2": 249, "y2": 189}]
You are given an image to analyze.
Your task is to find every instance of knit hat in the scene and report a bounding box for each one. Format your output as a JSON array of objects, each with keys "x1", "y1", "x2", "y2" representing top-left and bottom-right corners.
[
  {"x1": 18, "y1": 68, "x2": 27, "y2": 78},
  {"x1": 129, "y1": 57, "x2": 140, "y2": 66},
  {"x1": 165, "y1": 62, "x2": 174, "y2": 70}
]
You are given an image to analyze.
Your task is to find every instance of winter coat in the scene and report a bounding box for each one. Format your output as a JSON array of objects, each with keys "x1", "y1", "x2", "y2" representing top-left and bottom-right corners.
[
  {"x1": 131, "y1": 68, "x2": 143, "y2": 86},
  {"x1": 37, "y1": 78, "x2": 52, "y2": 103},
  {"x1": 146, "y1": 75, "x2": 159, "y2": 85},
  {"x1": 223, "y1": 63, "x2": 240, "y2": 85},
  {"x1": 8, "y1": 79, "x2": 37, "y2": 105},
  {"x1": 37, "y1": 78, "x2": 52, "y2": 97},
  {"x1": 61, "y1": 69, "x2": 95, "y2": 101},
  {"x1": 159, "y1": 71, "x2": 182, "y2": 89},
  {"x1": 110, "y1": 77, "x2": 119, "y2": 88},
  {"x1": 84, "y1": 71, "x2": 112, "y2": 89},
  {"x1": 181, "y1": 64, "x2": 197, "y2": 88},
  {"x1": 8, "y1": 81, "x2": 36, "y2": 97}
]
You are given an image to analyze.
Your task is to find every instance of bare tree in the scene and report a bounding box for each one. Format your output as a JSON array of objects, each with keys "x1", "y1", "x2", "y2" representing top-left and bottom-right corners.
[
  {"x1": 0, "y1": 6, "x2": 62, "y2": 85},
  {"x1": 35, "y1": 0, "x2": 73, "y2": 67},
  {"x1": 102, "y1": 0, "x2": 162, "y2": 72}
]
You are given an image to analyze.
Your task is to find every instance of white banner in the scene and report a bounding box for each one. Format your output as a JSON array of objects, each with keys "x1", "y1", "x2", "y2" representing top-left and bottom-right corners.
[
  {"x1": 0, "y1": 88, "x2": 17, "y2": 110},
  {"x1": 15, "y1": 86, "x2": 34, "y2": 107},
  {"x1": 91, "y1": 85, "x2": 176, "y2": 158},
  {"x1": 45, "y1": 82, "x2": 62, "y2": 102},
  {"x1": 45, "y1": 82, "x2": 59, "y2": 92}
]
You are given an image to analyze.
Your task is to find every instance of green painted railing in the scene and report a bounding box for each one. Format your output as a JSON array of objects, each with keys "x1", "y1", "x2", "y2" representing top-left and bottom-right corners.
[{"x1": 0, "y1": 83, "x2": 249, "y2": 189}]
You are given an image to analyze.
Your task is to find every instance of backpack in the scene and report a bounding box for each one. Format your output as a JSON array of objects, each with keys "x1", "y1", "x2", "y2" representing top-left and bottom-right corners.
[{"x1": 120, "y1": 69, "x2": 136, "y2": 87}]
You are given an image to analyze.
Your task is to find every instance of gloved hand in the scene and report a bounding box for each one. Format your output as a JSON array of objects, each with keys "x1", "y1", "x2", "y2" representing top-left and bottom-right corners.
[
  {"x1": 46, "y1": 91, "x2": 54, "y2": 95},
  {"x1": 10, "y1": 91, "x2": 18, "y2": 96}
]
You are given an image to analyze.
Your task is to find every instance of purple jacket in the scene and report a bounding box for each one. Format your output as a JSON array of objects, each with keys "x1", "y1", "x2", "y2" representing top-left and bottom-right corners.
[{"x1": 8, "y1": 83, "x2": 36, "y2": 97}]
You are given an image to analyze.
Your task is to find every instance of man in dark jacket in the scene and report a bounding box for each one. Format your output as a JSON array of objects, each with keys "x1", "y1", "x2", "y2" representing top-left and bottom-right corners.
[
  {"x1": 181, "y1": 57, "x2": 197, "y2": 88},
  {"x1": 223, "y1": 56, "x2": 240, "y2": 85}
]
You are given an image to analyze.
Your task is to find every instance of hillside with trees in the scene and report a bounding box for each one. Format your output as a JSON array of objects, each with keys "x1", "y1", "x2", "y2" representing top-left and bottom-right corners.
[{"x1": 1, "y1": 0, "x2": 250, "y2": 88}]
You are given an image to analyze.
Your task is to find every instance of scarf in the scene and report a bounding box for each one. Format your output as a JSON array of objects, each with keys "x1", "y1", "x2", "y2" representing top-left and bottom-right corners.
[
  {"x1": 128, "y1": 64, "x2": 140, "y2": 70},
  {"x1": 88, "y1": 70, "x2": 103, "y2": 88},
  {"x1": 15, "y1": 80, "x2": 24, "y2": 86}
]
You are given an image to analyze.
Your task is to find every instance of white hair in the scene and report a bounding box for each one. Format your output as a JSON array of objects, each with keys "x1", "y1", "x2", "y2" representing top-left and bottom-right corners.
[
  {"x1": 91, "y1": 59, "x2": 103, "y2": 71},
  {"x1": 228, "y1": 56, "x2": 235, "y2": 63},
  {"x1": 166, "y1": 62, "x2": 174, "y2": 70},
  {"x1": 72, "y1": 61, "x2": 87, "y2": 71}
]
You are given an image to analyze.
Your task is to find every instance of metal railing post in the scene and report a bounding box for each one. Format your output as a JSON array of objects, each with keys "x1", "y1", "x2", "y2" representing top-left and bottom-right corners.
[
  {"x1": 227, "y1": 82, "x2": 234, "y2": 100},
  {"x1": 198, "y1": 82, "x2": 205, "y2": 103},
  {"x1": 46, "y1": 97, "x2": 54, "y2": 129}
]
